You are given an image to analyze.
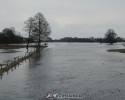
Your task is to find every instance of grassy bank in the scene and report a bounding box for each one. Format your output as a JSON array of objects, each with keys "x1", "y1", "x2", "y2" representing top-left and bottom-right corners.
[{"x1": 107, "y1": 48, "x2": 125, "y2": 53}]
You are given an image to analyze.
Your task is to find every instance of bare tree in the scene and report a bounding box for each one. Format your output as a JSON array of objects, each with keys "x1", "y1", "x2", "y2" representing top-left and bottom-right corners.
[
  {"x1": 24, "y1": 17, "x2": 34, "y2": 50},
  {"x1": 33, "y1": 12, "x2": 51, "y2": 45}
]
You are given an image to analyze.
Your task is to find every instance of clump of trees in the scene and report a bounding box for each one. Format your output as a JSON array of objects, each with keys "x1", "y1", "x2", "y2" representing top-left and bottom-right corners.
[
  {"x1": 105, "y1": 29, "x2": 117, "y2": 44},
  {"x1": 24, "y1": 17, "x2": 34, "y2": 48},
  {"x1": 0, "y1": 27, "x2": 23, "y2": 44},
  {"x1": 24, "y1": 12, "x2": 51, "y2": 49}
]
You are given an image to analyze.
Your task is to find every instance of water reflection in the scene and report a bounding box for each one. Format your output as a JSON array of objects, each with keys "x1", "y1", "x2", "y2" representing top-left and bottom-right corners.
[
  {"x1": 25, "y1": 48, "x2": 49, "y2": 99},
  {"x1": 0, "y1": 64, "x2": 20, "y2": 80},
  {"x1": 0, "y1": 48, "x2": 38, "y2": 80},
  {"x1": 0, "y1": 74, "x2": 3, "y2": 80},
  {"x1": 1, "y1": 43, "x2": 125, "y2": 100},
  {"x1": 28, "y1": 48, "x2": 43, "y2": 67}
]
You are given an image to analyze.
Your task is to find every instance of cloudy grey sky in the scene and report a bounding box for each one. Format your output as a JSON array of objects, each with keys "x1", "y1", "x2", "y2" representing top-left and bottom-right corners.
[{"x1": 0, "y1": 0, "x2": 125, "y2": 39}]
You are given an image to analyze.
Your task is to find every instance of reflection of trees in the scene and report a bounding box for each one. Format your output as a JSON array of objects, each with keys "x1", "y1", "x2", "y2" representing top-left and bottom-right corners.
[
  {"x1": 0, "y1": 73, "x2": 3, "y2": 80},
  {"x1": 25, "y1": 47, "x2": 49, "y2": 99},
  {"x1": 28, "y1": 47, "x2": 42, "y2": 68}
]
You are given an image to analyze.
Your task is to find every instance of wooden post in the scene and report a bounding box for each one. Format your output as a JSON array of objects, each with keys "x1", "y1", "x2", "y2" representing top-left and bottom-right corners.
[
  {"x1": 0, "y1": 65, "x2": 2, "y2": 69},
  {"x1": 0, "y1": 74, "x2": 2, "y2": 80},
  {"x1": 14, "y1": 58, "x2": 16, "y2": 62}
]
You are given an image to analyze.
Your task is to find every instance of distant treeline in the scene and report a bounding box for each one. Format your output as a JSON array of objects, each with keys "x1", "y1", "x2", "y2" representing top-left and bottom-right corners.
[
  {"x1": 51, "y1": 37, "x2": 125, "y2": 43},
  {"x1": 0, "y1": 27, "x2": 125, "y2": 44},
  {"x1": 0, "y1": 27, "x2": 24, "y2": 44},
  {"x1": 44, "y1": 29, "x2": 125, "y2": 44}
]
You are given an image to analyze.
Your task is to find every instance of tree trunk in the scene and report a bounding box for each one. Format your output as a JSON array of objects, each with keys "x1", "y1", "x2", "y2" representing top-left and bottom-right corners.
[
  {"x1": 38, "y1": 33, "x2": 40, "y2": 46},
  {"x1": 26, "y1": 32, "x2": 30, "y2": 51}
]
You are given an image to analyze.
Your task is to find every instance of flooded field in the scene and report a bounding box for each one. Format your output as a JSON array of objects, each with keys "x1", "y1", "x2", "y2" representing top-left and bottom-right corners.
[
  {"x1": 0, "y1": 43, "x2": 125, "y2": 100},
  {"x1": 0, "y1": 48, "x2": 33, "y2": 64}
]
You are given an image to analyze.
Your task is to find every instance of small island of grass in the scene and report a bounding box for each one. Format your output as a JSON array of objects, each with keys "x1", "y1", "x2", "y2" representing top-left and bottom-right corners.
[{"x1": 107, "y1": 48, "x2": 125, "y2": 53}]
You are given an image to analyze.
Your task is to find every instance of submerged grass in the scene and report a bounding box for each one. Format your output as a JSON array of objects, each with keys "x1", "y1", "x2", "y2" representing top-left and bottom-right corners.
[
  {"x1": 0, "y1": 50, "x2": 36, "y2": 74},
  {"x1": 0, "y1": 44, "x2": 47, "y2": 75},
  {"x1": 107, "y1": 48, "x2": 125, "y2": 53}
]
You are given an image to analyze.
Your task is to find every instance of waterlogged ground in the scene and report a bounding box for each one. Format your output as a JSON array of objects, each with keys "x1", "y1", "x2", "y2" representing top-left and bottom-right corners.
[
  {"x1": 0, "y1": 43, "x2": 125, "y2": 100},
  {"x1": 0, "y1": 48, "x2": 33, "y2": 64}
]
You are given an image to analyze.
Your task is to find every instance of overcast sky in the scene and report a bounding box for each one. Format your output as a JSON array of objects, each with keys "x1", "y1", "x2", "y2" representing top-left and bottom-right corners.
[{"x1": 0, "y1": 0, "x2": 125, "y2": 39}]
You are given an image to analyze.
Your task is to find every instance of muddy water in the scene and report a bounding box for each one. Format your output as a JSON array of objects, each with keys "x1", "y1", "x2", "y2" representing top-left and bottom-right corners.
[{"x1": 0, "y1": 43, "x2": 125, "y2": 100}]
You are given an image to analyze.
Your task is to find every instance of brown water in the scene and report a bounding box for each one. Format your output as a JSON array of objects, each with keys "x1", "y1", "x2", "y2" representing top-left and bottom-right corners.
[{"x1": 0, "y1": 43, "x2": 125, "y2": 100}]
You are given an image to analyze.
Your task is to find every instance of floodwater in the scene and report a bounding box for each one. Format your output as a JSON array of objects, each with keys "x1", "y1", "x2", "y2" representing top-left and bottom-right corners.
[
  {"x1": 0, "y1": 48, "x2": 33, "y2": 63},
  {"x1": 0, "y1": 43, "x2": 125, "y2": 100}
]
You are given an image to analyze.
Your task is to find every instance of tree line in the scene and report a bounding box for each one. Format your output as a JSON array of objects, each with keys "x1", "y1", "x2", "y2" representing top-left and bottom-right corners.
[
  {"x1": 0, "y1": 27, "x2": 24, "y2": 44},
  {"x1": 52, "y1": 29, "x2": 125, "y2": 44},
  {"x1": 52, "y1": 36, "x2": 125, "y2": 43}
]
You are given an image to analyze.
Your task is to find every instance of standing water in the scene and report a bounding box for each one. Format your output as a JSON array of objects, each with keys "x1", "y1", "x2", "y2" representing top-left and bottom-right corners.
[{"x1": 0, "y1": 43, "x2": 125, "y2": 100}]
